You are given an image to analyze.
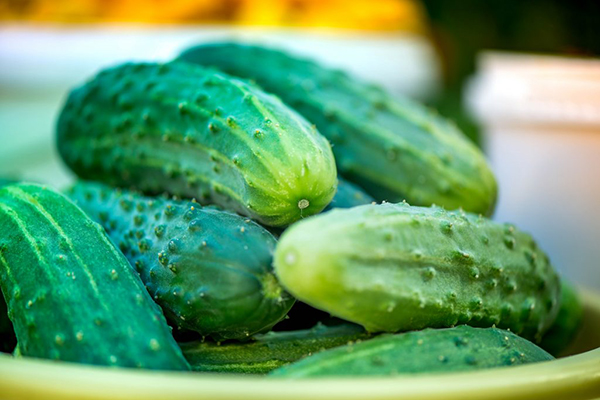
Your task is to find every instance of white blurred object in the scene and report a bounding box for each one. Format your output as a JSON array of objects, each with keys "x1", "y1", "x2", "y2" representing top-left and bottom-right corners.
[
  {"x1": 0, "y1": 24, "x2": 440, "y2": 188},
  {"x1": 466, "y1": 51, "x2": 600, "y2": 289}
]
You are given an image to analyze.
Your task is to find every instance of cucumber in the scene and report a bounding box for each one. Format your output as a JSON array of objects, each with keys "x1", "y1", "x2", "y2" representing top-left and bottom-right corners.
[
  {"x1": 178, "y1": 43, "x2": 497, "y2": 216},
  {"x1": 0, "y1": 183, "x2": 189, "y2": 369},
  {"x1": 57, "y1": 62, "x2": 337, "y2": 227},
  {"x1": 324, "y1": 178, "x2": 374, "y2": 212},
  {"x1": 269, "y1": 325, "x2": 554, "y2": 377},
  {"x1": 274, "y1": 202, "x2": 561, "y2": 341},
  {"x1": 180, "y1": 322, "x2": 369, "y2": 374},
  {"x1": 67, "y1": 181, "x2": 294, "y2": 341},
  {"x1": 540, "y1": 281, "x2": 583, "y2": 356}
]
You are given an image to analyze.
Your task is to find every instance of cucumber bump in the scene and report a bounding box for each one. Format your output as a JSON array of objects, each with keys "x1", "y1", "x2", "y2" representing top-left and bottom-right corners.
[
  {"x1": 57, "y1": 62, "x2": 337, "y2": 227},
  {"x1": 274, "y1": 202, "x2": 561, "y2": 341}
]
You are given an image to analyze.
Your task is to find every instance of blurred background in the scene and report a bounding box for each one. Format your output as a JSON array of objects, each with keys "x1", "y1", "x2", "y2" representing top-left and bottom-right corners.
[{"x1": 1, "y1": 0, "x2": 599, "y2": 288}]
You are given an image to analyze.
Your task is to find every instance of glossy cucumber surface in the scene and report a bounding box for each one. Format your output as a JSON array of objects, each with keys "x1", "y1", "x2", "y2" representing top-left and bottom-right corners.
[
  {"x1": 0, "y1": 183, "x2": 189, "y2": 369},
  {"x1": 67, "y1": 181, "x2": 294, "y2": 341},
  {"x1": 180, "y1": 322, "x2": 369, "y2": 374},
  {"x1": 274, "y1": 202, "x2": 561, "y2": 341},
  {"x1": 178, "y1": 43, "x2": 497, "y2": 215},
  {"x1": 540, "y1": 281, "x2": 583, "y2": 356},
  {"x1": 57, "y1": 62, "x2": 337, "y2": 227},
  {"x1": 270, "y1": 325, "x2": 554, "y2": 377}
]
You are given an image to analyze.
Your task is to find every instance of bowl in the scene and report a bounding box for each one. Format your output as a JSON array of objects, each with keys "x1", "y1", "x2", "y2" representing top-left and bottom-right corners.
[{"x1": 0, "y1": 288, "x2": 599, "y2": 400}]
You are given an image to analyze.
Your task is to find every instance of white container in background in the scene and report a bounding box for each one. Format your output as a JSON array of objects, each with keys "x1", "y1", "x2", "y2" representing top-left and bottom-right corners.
[{"x1": 466, "y1": 52, "x2": 600, "y2": 289}]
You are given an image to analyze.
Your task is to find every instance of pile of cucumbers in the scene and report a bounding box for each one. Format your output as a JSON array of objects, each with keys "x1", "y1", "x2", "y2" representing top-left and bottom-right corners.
[{"x1": 0, "y1": 43, "x2": 583, "y2": 377}]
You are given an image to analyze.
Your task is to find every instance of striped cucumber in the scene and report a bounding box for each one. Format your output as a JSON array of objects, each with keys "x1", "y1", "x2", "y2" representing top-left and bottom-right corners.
[
  {"x1": 57, "y1": 62, "x2": 337, "y2": 227},
  {"x1": 324, "y1": 178, "x2": 374, "y2": 212},
  {"x1": 180, "y1": 322, "x2": 369, "y2": 374},
  {"x1": 67, "y1": 181, "x2": 294, "y2": 341},
  {"x1": 0, "y1": 183, "x2": 189, "y2": 369},
  {"x1": 274, "y1": 202, "x2": 561, "y2": 341},
  {"x1": 270, "y1": 325, "x2": 554, "y2": 377},
  {"x1": 540, "y1": 281, "x2": 583, "y2": 356},
  {"x1": 178, "y1": 43, "x2": 497, "y2": 215}
]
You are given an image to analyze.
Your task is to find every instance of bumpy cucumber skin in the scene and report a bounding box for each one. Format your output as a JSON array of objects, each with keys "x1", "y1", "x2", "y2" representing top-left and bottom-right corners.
[
  {"x1": 57, "y1": 62, "x2": 337, "y2": 227},
  {"x1": 178, "y1": 43, "x2": 497, "y2": 216},
  {"x1": 270, "y1": 325, "x2": 554, "y2": 377},
  {"x1": 180, "y1": 322, "x2": 369, "y2": 374},
  {"x1": 540, "y1": 281, "x2": 583, "y2": 356},
  {"x1": 0, "y1": 183, "x2": 189, "y2": 370},
  {"x1": 67, "y1": 181, "x2": 294, "y2": 341},
  {"x1": 324, "y1": 178, "x2": 374, "y2": 212},
  {"x1": 274, "y1": 202, "x2": 561, "y2": 341}
]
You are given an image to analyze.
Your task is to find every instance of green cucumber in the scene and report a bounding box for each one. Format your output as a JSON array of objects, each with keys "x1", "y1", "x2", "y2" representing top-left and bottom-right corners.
[
  {"x1": 274, "y1": 202, "x2": 561, "y2": 341},
  {"x1": 540, "y1": 281, "x2": 583, "y2": 356},
  {"x1": 180, "y1": 322, "x2": 369, "y2": 374},
  {"x1": 67, "y1": 181, "x2": 294, "y2": 341},
  {"x1": 178, "y1": 43, "x2": 497, "y2": 215},
  {"x1": 324, "y1": 178, "x2": 374, "y2": 212},
  {"x1": 269, "y1": 325, "x2": 554, "y2": 377},
  {"x1": 0, "y1": 183, "x2": 189, "y2": 369},
  {"x1": 57, "y1": 62, "x2": 337, "y2": 227}
]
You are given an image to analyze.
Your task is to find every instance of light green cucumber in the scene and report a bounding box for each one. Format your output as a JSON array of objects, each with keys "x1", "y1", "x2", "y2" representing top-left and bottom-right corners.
[
  {"x1": 274, "y1": 202, "x2": 561, "y2": 341},
  {"x1": 67, "y1": 181, "x2": 294, "y2": 341},
  {"x1": 57, "y1": 62, "x2": 337, "y2": 227},
  {"x1": 180, "y1": 322, "x2": 369, "y2": 374},
  {"x1": 178, "y1": 43, "x2": 497, "y2": 215},
  {"x1": 0, "y1": 183, "x2": 189, "y2": 369},
  {"x1": 539, "y1": 281, "x2": 583, "y2": 356},
  {"x1": 270, "y1": 325, "x2": 554, "y2": 377}
]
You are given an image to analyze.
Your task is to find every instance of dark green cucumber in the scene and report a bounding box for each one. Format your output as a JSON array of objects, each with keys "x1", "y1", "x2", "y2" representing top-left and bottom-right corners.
[
  {"x1": 274, "y1": 202, "x2": 561, "y2": 341},
  {"x1": 324, "y1": 178, "x2": 374, "y2": 212},
  {"x1": 540, "y1": 281, "x2": 583, "y2": 356},
  {"x1": 57, "y1": 62, "x2": 337, "y2": 227},
  {"x1": 178, "y1": 43, "x2": 497, "y2": 215},
  {"x1": 270, "y1": 325, "x2": 554, "y2": 377},
  {"x1": 180, "y1": 322, "x2": 369, "y2": 374},
  {"x1": 0, "y1": 183, "x2": 189, "y2": 369},
  {"x1": 67, "y1": 181, "x2": 294, "y2": 341}
]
